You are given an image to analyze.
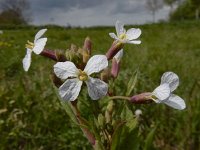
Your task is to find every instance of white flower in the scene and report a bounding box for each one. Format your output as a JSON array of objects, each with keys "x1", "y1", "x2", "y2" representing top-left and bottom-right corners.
[
  {"x1": 0, "y1": 30, "x2": 3, "y2": 34},
  {"x1": 54, "y1": 55, "x2": 108, "y2": 101},
  {"x1": 22, "y1": 29, "x2": 47, "y2": 71},
  {"x1": 109, "y1": 20, "x2": 141, "y2": 44},
  {"x1": 150, "y1": 72, "x2": 186, "y2": 110}
]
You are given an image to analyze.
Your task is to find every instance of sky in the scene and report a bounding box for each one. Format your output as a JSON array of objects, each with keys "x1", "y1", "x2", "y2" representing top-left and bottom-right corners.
[{"x1": 28, "y1": 0, "x2": 171, "y2": 27}]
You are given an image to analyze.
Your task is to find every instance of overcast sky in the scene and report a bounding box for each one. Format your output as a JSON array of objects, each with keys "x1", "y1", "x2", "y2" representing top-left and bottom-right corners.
[{"x1": 28, "y1": 0, "x2": 170, "y2": 27}]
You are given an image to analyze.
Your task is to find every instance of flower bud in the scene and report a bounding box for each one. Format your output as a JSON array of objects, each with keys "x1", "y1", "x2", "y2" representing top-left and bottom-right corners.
[
  {"x1": 98, "y1": 114, "x2": 105, "y2": 128},
  {"x1": 40, "y1": 49, "x2": 57, "y2": 61},
  {"x1": 107, "y1": 100, "x2": 114, "y2": 113},
  {"x1": 130, "y1": 92, "x2": 153, "y2": 104},
  {"x1": 111, "y1": 49, "x2": 123, "y2": 78},
  {"x1": 106, "y1": 41, "x2": 124, "y2": 60},
  {"x1": 55, "y1": 50, "x2": 67, "y2": 62},
  {"x1": 83, "y1": 37, "x2": 92, "y2": 55}
]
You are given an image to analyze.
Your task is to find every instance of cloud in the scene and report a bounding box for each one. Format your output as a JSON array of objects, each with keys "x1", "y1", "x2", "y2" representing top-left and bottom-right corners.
[{"x1": 28, "y1": 0, "x2": 170, "y2": 27}]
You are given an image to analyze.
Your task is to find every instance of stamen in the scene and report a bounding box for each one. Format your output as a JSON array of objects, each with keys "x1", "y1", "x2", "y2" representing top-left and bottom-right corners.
[
  {"x1": 119, "y1": 33, "x2": 126, "y2": 40},
  {"x1": 25, "y1": 40, "x2": 34, "y2": 49},
  {"x1": 78, "y1": 69, "x2": 88, "y2": 81}
]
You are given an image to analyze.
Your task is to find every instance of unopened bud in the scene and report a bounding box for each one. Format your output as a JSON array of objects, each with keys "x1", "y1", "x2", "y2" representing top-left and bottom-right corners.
[
  {"x1": 83, "y1": 37, "x2": 92, "y2": 55},
  {"x1": 111, "y1": 58, "x2": 120, "y2": 78},
  {"x1": 107, "y1": 100, "x2": 114, "y2": 113},
  {"x1": 70, "y1": 44, "x2": 78, "y2": 52},
  {"x1": 130, "y1": 92, "x2": 153, "y2": 104},
  {"x1": 106, "y1": 41, "x2": 124, "y2": 60},
  {"x1": 55, "y1": 50, "x2": 67, "y2": 62},
  {"x1": 105, "y1": 110, "x2": 111, "y2": 123},
  {"x1": 82, "y1": 49, "x2": 90, "y2": 63},
  {"x1": 40, "y1": 49, "x2": 57, "y2": 61},
  {"x1": 98, "y1": 114, "x2": 105, "y2": 128}
]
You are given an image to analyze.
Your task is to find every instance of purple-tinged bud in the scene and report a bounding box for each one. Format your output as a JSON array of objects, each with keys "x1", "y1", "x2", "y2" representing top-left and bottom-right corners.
[
  {"x1": 111, "y1": 49, "x2": 123, "y2": 78},
  {"x1": 106, "y1": 41, "x2": 124, "y2": 60},
  {"x1": 130, "y1": 92, "x2": 153, "y2": 104},
  {"x1": 40, "y1": 49, "x2": 57, "y2": 61},
  {"x1": 111, "y1": 58, "x2": 120, "y2": 78},
  {"x1": 83, "y1": 37, "x2": 92, "y2": 55}
]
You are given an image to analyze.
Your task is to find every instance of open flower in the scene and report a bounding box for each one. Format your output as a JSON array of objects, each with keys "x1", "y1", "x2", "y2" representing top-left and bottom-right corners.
[
  {"x1": 150, "y1": 72, "x2": 186, "y2": 110},
  {"x1": 22, "y1": 29, "x2": 47, "y2": 71},
  {"x1": 109, "y1": 20, "x2": 141, "y2": 44},
  {"x1": 54, "y1": 55, "x2": 108, "y2": 101}
]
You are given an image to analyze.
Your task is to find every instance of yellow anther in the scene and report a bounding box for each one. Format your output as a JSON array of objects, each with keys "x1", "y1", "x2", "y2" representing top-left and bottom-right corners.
[
  {"x1": 78, "y1": 70, "x2": 88, "y2": 81},
  {"x1": 119, "y1": 33, "x2": 126, "y2": 40},
  {"x1": 25, "y1": 40, "x2": 34, "y2": 49}
]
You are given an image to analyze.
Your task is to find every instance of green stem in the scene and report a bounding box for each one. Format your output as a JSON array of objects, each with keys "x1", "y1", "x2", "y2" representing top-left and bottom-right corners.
[{"x1": 109, "y1": 96, "x2": 131, "y2": 101}]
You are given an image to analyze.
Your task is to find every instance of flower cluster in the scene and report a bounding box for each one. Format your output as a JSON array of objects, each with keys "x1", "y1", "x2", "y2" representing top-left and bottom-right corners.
[{"x1": 22, "y1": 21, "x2": 186, "y2": 149}]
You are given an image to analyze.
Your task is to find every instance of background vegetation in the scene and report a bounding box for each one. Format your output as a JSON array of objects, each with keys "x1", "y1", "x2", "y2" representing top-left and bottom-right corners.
[{"x1": 0, "y1": 21, "x2": 200, "y2": 149}]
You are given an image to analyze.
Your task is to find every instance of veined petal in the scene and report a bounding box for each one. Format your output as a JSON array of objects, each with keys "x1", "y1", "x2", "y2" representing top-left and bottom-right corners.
[
  {"x1": 34, "y1": 29, "x2": 47, "y2": 42},
  {"x1": 33, "y1": 38, "x2": 47, "y2": 54},
  {"x1": 109, "y1": 33, "x2": 118, "y2": 40},
  {"x1": 85, "y1": 77, "x2": 108, "y2": 100},
  {"x1": 152, "y1": 83, "x2": 171, "y2": 101},
  {"x1": 115, "y1": 20, "x2": 125, "y2": 37},
  {"x1": 164, "y1": 94, "x2": 186, "y2": 110},
  {"x1": 126, "y1": 28, "x2": 141, "y2": 40},
  {"x1": 59, "y1": 78, "x2": 82, "y2": 101},
  {"x1": 126, "y1": 40, "x2": 141, "y2": 44},
  {"x1": 114, "y1": 49, "x2": 123, "y2": 63},
  {"x1": 22, "y1": 49, "x2": 32, "y2": 72},
  {"x1": 54, "y1": 61, "x2": 78, "y2": 80},
  {"x1": 161, "y1": 72, "x2": 179, "y2": 92},
  {"x1": 84, "y1": 55, "x2": 108, "y2": 75}
]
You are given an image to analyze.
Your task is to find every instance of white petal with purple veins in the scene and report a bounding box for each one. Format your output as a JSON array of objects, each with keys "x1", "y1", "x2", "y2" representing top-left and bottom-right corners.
[
  {"x1": 59, "y1": 78, "x2": 83, "y2": 101},
  {"x1": 86, "y1": 77, "x2": 108, "y2": 100}
]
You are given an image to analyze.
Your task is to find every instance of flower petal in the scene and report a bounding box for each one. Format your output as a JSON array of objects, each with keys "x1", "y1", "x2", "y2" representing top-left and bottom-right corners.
[
  {"x1": 126, "y1": 40, "x2": 141, "y2": 44},
  {"x1": 33, "y1": 38, "x2": 47, "y2": 54},
  {"x1": 54, "y1": 61, "x2": 78, "y2": 80},
  {"x1": 59, "y1": 78, "x2": 82, "y2": 101},
  {"x1": 161, "y1": 72, "x2": 179, "y2": 92},
  {"x1": 109, "y1": 33, "x2": 118, "y2": 40},
  {"x1": 115, "y1": 20, "x2": 125, "y2": 37},
  {"x1": 86, "y1": 77, "x2": 108, "y2": 100},
  {"x1": 114, "y1": 49, "x2": 123, "y2": 63},
  {"x1": 22, "y1": 49, "x2": 32, "y2": 72},
  {"x1": 152, "y1": 83, "x2": 171, "y2": 101},
  {"x1": 84, "y1": 55, "x2": 108, "y2": 75},
  {"x1": 34, "y1": 29, "x2": 47, "y2": 42},
  {"x1": 126, "y1": 28, "x2": 141, "y2": 40},
  {"x1": 164, "y1": 94, "x2": 186, "y2": 110}
]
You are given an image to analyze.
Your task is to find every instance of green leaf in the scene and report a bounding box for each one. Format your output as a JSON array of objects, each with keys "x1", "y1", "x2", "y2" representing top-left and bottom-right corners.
[
  {"x1": 144, "y1": 127, "x2": 157, "y2": 150},
  {"x1": 111, "y1": 121, "x2": 125, "y2": 150},
  {"x1": 126, "y1": 70, "x2": 138, "y2": 96},
  {"x1": 120, "y1": 105, "x2": 134, "y2": 121}
]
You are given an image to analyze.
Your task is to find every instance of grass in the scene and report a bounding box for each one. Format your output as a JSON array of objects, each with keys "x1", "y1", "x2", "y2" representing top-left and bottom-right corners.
[{"x1": 0, "y1": 21, "x2": 200, "y2": 149}]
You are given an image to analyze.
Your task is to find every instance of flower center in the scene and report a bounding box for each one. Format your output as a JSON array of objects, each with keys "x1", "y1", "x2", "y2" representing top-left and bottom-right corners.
[
  {"x1": 78, "y1": 69, "x2": 88, "y2": 81},
  {"x1": 25, "y1": 40, "x2": 34, "y2": 50},
  {"x1": 119, "y1": 33, "x2": 126, "y2": 40}
]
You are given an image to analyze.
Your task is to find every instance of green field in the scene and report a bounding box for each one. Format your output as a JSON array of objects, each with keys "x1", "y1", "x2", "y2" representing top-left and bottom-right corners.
[{"x1": 0, "y1": 21, "x2": 200, "y2": 149}]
